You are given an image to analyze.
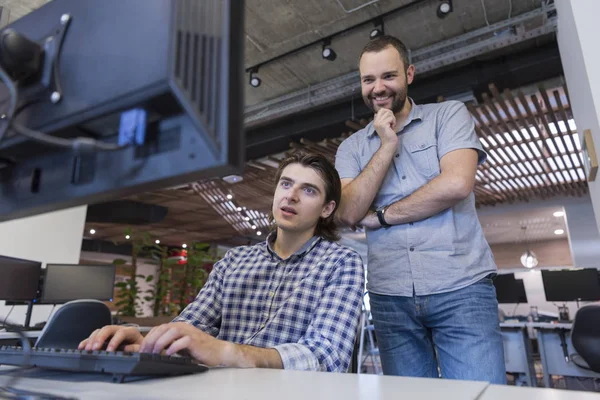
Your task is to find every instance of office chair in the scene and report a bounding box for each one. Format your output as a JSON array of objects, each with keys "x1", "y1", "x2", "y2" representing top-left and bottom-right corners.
[
  {"x1": 35, "y1": 299, "x2": 112, "y2": 349},
  {"x1": 570, "y1": 303, "x2": 600, "y2": 373}
]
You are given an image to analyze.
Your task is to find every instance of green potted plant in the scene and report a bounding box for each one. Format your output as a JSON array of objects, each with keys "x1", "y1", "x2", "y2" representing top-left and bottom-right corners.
[{"x1": 112, "y1": 228, "x2": 155, "y2": 317}]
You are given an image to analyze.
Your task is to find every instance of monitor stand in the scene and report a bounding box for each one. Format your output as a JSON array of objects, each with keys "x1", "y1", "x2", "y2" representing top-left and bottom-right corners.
[{"x1": 23, "y1": 301, "x2": 34, "y2": 329}]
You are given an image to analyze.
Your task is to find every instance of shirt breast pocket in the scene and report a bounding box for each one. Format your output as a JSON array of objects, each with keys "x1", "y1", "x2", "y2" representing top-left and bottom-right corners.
[{"x1": 408, "y1": 142, "x2": 439, "y2": 179}]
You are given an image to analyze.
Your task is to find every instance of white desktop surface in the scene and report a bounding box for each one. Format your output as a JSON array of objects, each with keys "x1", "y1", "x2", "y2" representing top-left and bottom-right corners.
[
  {"x1": 0, "y1": 367, "x2": 490, "y2": 400},
  {"x1": 479, "y1": 384, "x2": 600, "y2": 399},
  {"x1": 0, "y1": 331, "x2": 41, "y2": 340}
]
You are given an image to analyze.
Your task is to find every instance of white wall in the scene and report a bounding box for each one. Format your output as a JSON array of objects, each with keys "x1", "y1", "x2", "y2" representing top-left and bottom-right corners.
[
  {"x1": 79, "y1": 251, "x2": 159, "y2": 318},
  {"x1": 556, "y1": 0, "x2": 600, "y2": 233},
  {"x1": 0, "y1": 206, "x2": 87, "y2": 326}
]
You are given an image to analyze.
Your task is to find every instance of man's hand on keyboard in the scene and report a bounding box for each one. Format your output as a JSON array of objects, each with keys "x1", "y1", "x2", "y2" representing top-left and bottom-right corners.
[
  {"x1": 78, "y1": 325, "x2": 144, "y2": 352},
  {"x1": 140, "y1": 322, "x2": 235, "y2": 367}
]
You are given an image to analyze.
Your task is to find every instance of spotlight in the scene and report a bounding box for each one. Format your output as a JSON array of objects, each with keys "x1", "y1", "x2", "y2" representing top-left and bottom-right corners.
[
  {"x1": 322, "y1": 39, "x2": 337, "y2": 61},
  {"x1": 125, "y1": 235, "x2": 130, "y2": 240},
  {"x1": 437, "y1": 0, "x2": 453, "y2": 18},
  {"x1": 89, "y1": 229, "x2": 96, "y2": 235},
  {"x1": 370, "y1": 18, "x2": 384, "y2": 39},
  {"x1": 248, "y1": 67, "x2": 261, "y2": 87},
  {"x1": 182, "y1": 243, "x2": 187, "y2": 248},
  {"x1": 370, "y1": 28, "x2": 383, "y2": 39},
  {"x1": 155, "y1": 239, "x2": 160, "y2": 244}
]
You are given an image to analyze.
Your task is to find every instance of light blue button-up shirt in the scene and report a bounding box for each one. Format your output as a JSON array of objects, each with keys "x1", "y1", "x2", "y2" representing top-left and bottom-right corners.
[{"x1": 335, "y1": 99, "x2": 497, "y2": 296}]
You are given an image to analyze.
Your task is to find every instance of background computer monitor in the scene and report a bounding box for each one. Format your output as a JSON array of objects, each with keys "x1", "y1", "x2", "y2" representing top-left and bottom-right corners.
[
  {"x1": 493, "y1": 274, "x2": 528, "y2": 304},
  {"x1": 0, "y1": 0, "x2": 244, "y2": 221},
  {"x1": 40, "y1": 264, "x2": 116, "y2": 304},
  {"x1": 0, "y1": 255, "x2": 42, "y2": 301},
  {"x1": 541, "y1": 268, "x2": 600, "y2": 302}
]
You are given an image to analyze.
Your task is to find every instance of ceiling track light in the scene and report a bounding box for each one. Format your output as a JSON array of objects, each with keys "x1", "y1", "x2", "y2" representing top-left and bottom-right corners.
[
  {"x1": 321, "y1": 39, "x2": 337, "y2": 62},
  {"x1": 437, "y1": 0, "x2": 453, "y2": 19},
  {"x1": 248, "y1": 67, "x2": 261, "y2": 87},
  {"x1": 370, "y1": 18, "x2": 385, "y2": 39}
]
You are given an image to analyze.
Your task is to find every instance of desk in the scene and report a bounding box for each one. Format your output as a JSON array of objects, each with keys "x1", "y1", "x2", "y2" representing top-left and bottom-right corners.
[
  {"x1": 500, "y1": 322, "x2": 536, "y2": 386},
  {"x1": 0, "y1": 330, "x2": 41, "y2": 347},
  {"x1": 534, "y1": 323, "x2": 600, "y2": 388},
  {"x1": 479, "y1": 384, "x2": 600, "y2": 399},
  {"x1": 0, "y1": 331, "x2": 41, "y2": 341},
  {"x1": 0, "y1": 367, "x2": 490, "y2": 400}
]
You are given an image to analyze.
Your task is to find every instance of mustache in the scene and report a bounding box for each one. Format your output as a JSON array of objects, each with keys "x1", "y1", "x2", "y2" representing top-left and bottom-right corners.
[{"x1": 369, "y1": 91, "x2": 395, "y2": 99}]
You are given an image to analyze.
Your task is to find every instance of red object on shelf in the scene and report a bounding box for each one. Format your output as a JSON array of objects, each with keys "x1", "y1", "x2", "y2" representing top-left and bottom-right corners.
[{"x1": 168, "y1": 249, "x2": 187, "y2": 265}]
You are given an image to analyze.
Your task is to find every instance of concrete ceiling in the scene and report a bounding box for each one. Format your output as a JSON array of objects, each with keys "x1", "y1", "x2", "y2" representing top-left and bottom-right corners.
[
  {"x1": 242, "y1": 0, "x2": 545, "y2": 107},
  {"x1": 3, "y1": 0, "x2": 547, "y2": 109}
]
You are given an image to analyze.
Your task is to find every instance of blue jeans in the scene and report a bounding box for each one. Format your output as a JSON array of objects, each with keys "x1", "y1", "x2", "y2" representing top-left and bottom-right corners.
[{"x1": 369, "y1": 277, "x2": 506, "y2": 384}]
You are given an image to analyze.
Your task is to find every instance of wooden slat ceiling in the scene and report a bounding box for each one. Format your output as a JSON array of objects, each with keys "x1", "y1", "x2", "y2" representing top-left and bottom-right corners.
[{"x1": 84, "y1": 82, "x2": 588, "y2": 247}]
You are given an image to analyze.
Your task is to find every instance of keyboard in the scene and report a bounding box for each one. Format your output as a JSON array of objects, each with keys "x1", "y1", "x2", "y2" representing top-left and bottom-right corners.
[{"x1": 0, "y1": 346, "x2": 208, "y2": 383}]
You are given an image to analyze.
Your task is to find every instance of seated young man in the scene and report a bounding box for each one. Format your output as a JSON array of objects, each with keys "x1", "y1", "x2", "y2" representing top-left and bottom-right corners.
[{"x1": 79, "y1": 153, "x2": 365, "y2": 372}]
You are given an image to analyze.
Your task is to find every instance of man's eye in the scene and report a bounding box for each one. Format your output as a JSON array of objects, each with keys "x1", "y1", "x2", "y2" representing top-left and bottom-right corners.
[
  {"x1": 304, "y1": 187, "x2": 315, "y2": 195},
  {"x1": 281, "y1": 181, "x2": 291, "y2": 188}
]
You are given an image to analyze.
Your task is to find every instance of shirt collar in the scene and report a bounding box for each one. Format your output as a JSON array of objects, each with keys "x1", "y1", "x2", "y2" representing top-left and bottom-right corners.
[
  {"x1": 263, "y1": 231, "x2": 321, "y2": 261},
  {"x1": 367, "y1": 97, "x2": 423, "y2": 138}
]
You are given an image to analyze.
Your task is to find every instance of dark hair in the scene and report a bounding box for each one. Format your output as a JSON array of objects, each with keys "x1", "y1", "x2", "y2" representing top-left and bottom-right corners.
[
  {"x1": 359, "y1": 35, "x2": 410, "y2": 71},
  {"x1": 273, "y1": 152, "x2": 341, "y2": 242}
]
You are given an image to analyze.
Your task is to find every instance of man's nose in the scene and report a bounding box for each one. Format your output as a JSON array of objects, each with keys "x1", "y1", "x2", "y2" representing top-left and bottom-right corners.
[
  {"x1": 374, "y1": 79, "x2": 386, "y2": 94},
  {"x1": 288, "y1": 187, "x2": 300, "y2": 201}
]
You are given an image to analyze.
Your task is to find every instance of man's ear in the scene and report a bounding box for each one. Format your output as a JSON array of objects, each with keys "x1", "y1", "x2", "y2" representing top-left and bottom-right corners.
[
  {"x1": 406, "y1": 64, "x2": 415, "y2": 85},
  {"x1": 321, "y1": 200, "x2": 336, "y2": 219}
]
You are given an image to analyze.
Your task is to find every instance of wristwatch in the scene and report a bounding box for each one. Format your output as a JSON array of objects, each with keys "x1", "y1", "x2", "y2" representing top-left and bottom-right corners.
[{"x1": 376, "y1": 206, "x2": 391, "y2": 228}]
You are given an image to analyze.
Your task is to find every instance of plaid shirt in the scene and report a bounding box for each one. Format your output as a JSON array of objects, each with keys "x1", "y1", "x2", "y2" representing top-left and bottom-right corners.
[{"x1": 173, "y1": 233, "x2": 365, "y2": 372}]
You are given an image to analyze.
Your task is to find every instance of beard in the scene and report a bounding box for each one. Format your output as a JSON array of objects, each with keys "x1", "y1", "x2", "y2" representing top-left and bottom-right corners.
[{"x1": 363, "y1": 82, "x2": 408, "y2": 114}]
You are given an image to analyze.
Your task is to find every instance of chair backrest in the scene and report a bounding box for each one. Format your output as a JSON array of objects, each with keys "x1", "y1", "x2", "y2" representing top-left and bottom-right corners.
[
  {"x1": 35, "y1": 299, "x2": 112, "y2": 349},
  {"x1": 571, "y1": 303, "x2": 600, "y2": 373}
]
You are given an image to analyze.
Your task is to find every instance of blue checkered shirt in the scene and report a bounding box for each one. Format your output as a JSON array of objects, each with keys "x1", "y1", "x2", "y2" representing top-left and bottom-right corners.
[{"x1": 173, "y1": 233, "x2": 365, "y2": 372}]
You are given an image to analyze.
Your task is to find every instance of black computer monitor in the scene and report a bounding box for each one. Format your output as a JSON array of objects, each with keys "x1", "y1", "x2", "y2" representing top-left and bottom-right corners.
[
  {"x1": 0, "y1": 0, "x2": 244, "y2": 221},
  {"x1": 493, "y1": 274, "x2": 528, "y2": 304},
  {"x1": 541, "y1": 268, "x2": 600, "y2": 302},
  {"x1": 40, "y1": 264, "x2": 116, "y2": 304},
  {"x1": 0, "y1": 255, "x2": 42, "y2": 301}
]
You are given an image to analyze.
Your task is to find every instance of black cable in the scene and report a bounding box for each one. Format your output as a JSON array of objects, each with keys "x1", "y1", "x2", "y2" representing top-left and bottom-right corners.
[
  {"x1": 0, "y1": 320, "x2": 32, "y2": 398},
  {"x1": 1, "y1": 47, "x2": 127, "y2": 154},
  {"x1": 11, "y1": 122, "x2": 125, "y2": 152},
  {"x1": 0, "y1": 70, "x2": 126, "y2": 153},
  {"x1": 1, "y1": 306, "x2": 15, "y2": 328},
  {"x1": 0, "y1": 64, "x2": 18, "y2": 146},
  {"x1": 0, "y1": 318, "x2": 77, "y2": 400},
  {"x1": 512, "y1": 302, "x2": 520, "y2": 317}
]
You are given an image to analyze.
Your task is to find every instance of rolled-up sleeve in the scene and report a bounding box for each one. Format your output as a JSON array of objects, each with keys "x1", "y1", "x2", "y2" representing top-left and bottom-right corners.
[
  {"x1": 273, "y1": 251, "x2": 365, "y2": 372},
  {"x1": 335, "y1": 134, "x2": 363, "y2": 180},
  {"x1": 437, "y1": 101, "x2": 487, "y2": 165}
]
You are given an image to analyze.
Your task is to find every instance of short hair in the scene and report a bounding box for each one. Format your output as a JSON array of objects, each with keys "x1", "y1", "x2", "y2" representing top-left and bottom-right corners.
[
  {"x1": 273, "y1": 152, "x2": 341, "y2": 242},
  {"x1": 359, "y1": 35, "x2": 410, "y2": 71}
]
